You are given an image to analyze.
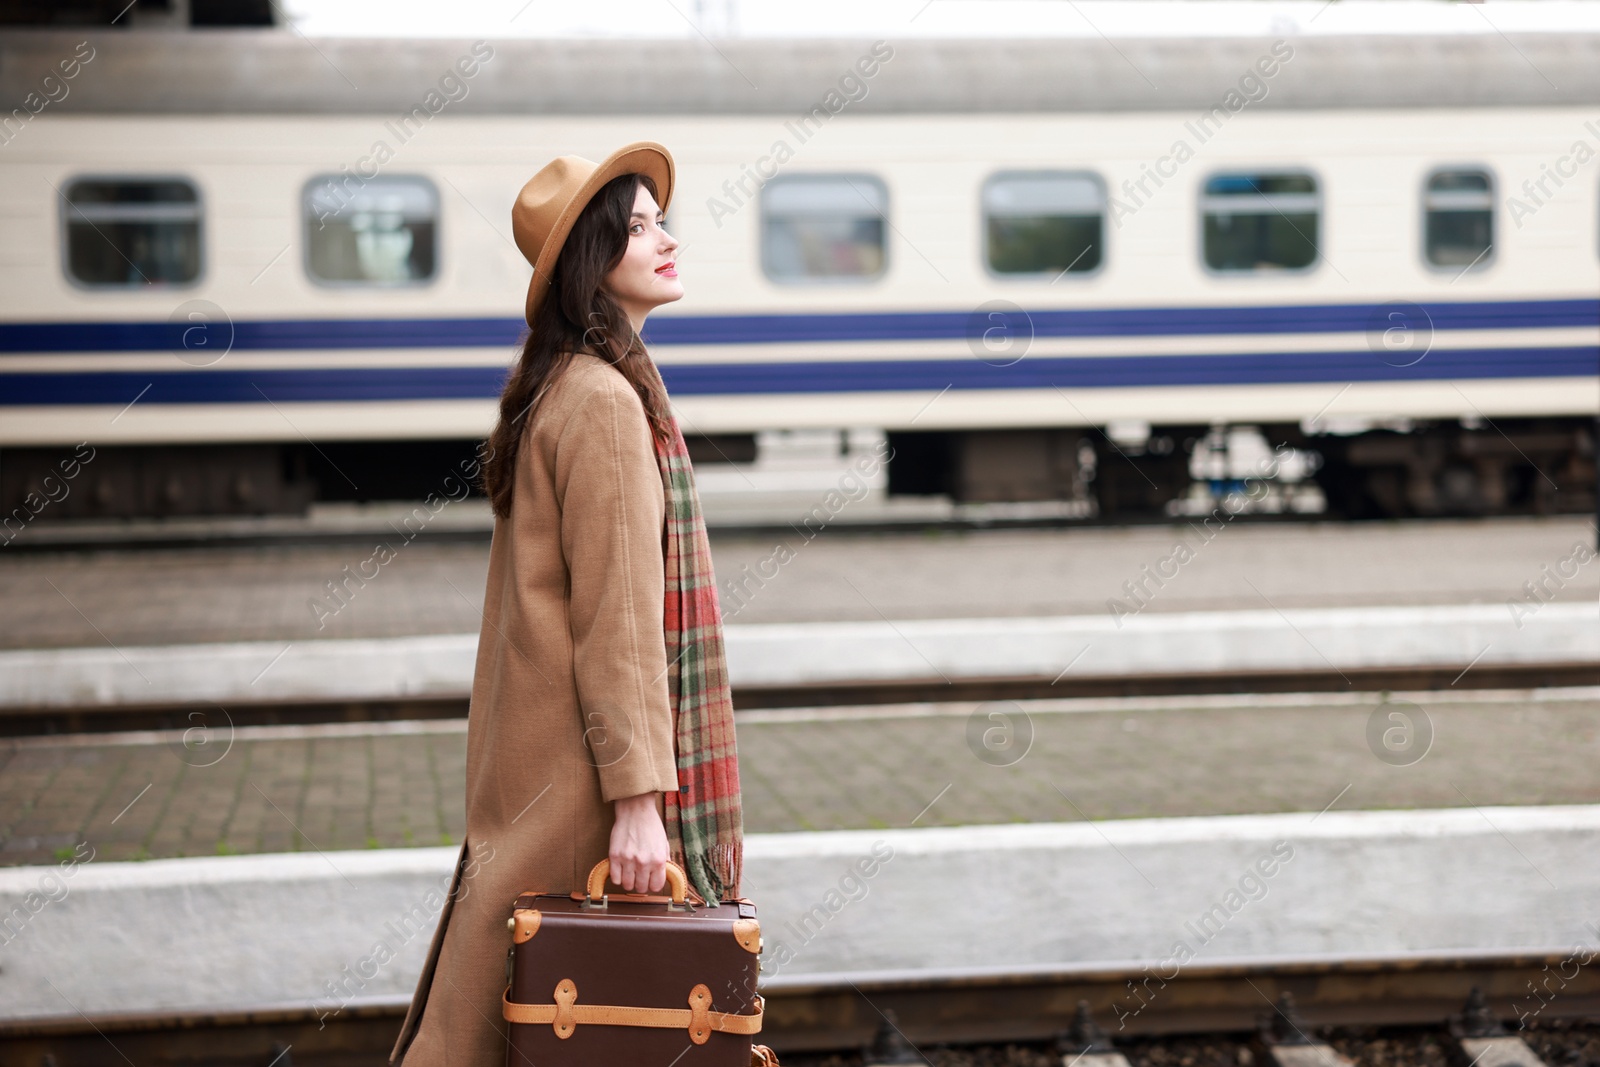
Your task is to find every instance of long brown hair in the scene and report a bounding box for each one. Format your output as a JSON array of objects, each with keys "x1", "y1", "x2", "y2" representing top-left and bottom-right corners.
[{"x1": 481, "y1": 172, "x2": 674, "y2": 518}]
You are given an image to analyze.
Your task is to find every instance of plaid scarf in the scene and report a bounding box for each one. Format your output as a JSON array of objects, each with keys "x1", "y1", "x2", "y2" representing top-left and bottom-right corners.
[{"x1": 653, "y1": 413, "x2": 743, "y2": 905}]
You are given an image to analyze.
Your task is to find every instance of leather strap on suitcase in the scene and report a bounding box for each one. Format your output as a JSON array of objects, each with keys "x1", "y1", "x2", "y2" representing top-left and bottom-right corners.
[{"x1": 501, "y1": 980, "x2": 765, "y2": 1039}]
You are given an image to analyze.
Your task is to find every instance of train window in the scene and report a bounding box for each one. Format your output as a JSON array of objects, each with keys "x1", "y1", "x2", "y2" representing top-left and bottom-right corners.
[
  {"x1": 982, "y1": 171, "x2": 1104, "y2": 276},
  {"x1": 1424, "y1": 169, "x2": 1494, "y2": 270},
  {"x1": 1201, "y1": 172, "x2": 1320, "y2": 272},
  {"x1": 61, "y1": 178, "x2": 202, "y2": 287},
  {"x1": 304, "y1": 175, "x2": 438, "y2": 285},
  {"x1": 760, "y1": 174, "x2": 887, "y2": 282}
]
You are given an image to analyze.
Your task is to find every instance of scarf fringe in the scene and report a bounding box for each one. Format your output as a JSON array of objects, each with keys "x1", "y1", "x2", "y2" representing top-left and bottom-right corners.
[{"x1": 669, "y1": 840, "x2": 743, "y2": 905}]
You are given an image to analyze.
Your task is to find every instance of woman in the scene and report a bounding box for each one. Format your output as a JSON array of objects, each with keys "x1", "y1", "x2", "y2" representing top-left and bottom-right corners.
[{"x1": 390, "y1": 141, "x2": 744, "y2": 1067}]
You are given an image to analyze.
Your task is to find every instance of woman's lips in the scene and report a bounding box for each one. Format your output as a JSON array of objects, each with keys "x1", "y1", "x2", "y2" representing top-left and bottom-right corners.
[{"x1": 655, "y1": 261, "x2": 677, "y2": 277}]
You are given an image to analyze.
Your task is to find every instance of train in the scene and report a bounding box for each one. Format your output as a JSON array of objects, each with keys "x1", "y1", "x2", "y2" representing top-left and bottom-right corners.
[{"x1": 0, "y1": 29, "x2": 1596, "y2": 524}]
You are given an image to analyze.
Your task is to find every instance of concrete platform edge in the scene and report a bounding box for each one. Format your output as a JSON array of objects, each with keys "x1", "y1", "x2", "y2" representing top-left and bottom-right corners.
[
  {"x1": 3, "y1": 805, "x2": 1599, "y2": 1021},
  {"x1": 2, "y1": 602, "x2": 1597, "y2": 710}
]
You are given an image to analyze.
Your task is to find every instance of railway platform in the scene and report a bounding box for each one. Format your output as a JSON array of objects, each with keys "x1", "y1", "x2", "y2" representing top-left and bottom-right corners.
[
  {"x1": 2, "y1": 516, "x2": 1596, "y2": 721},
  {"x1": 4, "y1": 519, "x2": 1599, "y2": 1034},
  {"x1": 4, "y1": 796, "x2": 1599, "y2": 1024},
  {"x1": 2, "y1": 516, "x2": 1594, "y2": 650},
  {"x1": 4, "y1": 687, "x2": 1599, "y2": 869}
]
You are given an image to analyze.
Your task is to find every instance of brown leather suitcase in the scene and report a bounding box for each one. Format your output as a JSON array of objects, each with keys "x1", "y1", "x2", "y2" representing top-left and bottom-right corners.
[{"x1": 502, "y1": 858, "x2": 778, "y2": 1067}]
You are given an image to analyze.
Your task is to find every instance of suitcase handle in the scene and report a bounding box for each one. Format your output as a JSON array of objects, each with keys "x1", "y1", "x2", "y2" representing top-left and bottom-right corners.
[{"x1": 584, "y1": 858, "x2": 699, "y2": 907}]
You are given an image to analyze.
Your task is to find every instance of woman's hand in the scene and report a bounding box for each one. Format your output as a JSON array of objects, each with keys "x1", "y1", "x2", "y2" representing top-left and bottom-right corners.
[{"x1": 609, "y1": 792, "x2": 670, "y2": 893}]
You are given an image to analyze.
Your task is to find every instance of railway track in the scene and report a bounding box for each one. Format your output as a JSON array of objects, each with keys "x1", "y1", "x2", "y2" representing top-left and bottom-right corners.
[
  {"x1": 0, "y1": 513, "x2": 1307, "y2": 558},
  {"x1": 3, "y1": 662, "x2": 1599, "y2": 737},
  {"x1": 2, "y1": 951, "x2": 1595, "y2": 1067},
  {"x1": 12, "y1": 504, "x2": 1590, "y2": 558}
]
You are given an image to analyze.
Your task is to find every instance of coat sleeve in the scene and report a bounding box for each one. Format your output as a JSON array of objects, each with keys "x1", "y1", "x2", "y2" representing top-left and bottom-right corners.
[{"x1": 552, "y1": 378, "x2": 679, "y2": 803}]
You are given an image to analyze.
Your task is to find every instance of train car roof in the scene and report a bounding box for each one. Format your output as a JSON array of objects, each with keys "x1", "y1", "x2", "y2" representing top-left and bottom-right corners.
[{"x1": 4, "y1": 31, "x2": 1599, "y2": 114}]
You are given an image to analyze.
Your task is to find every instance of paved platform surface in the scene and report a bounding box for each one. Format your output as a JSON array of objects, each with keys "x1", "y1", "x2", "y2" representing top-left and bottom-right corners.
[
  {"x1": 6, "y1": 805, "x2": 1600, "y2": 1021},
  {"x1": 0, "y1": 517, "x2": 1593, "y2": 650},
  {"x1": 4, "y1": 689, "x2": 1597, "y2": 869}
]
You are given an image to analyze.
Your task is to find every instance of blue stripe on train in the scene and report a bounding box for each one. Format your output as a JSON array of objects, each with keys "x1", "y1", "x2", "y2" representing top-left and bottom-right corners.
[
  {"x1": 1, "y1": 346, "x2": 1594, "y2": 404},
  {"x1": 0, "y1": 298, "x2": 1596, "y2": 353}
]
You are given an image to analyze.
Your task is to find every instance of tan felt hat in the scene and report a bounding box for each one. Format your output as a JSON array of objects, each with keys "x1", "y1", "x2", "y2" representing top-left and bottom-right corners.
[{"x1": 510, "y1": 140, "x2": 675, "y2": 327}]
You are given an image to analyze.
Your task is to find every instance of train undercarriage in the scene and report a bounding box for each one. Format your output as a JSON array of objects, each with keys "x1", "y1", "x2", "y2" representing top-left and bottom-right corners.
[
  {"x1": 888, "y1": 416, "x2": 1598, "y2": 521},
  {"x1": 1, "y1": 420, "x2": 1594, "y2": 526}
]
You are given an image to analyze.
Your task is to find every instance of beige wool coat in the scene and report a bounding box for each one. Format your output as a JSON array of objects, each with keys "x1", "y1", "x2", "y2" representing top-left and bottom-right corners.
[{"x1": 392, "y1": 351, "x2": 682, "y2": 1066}]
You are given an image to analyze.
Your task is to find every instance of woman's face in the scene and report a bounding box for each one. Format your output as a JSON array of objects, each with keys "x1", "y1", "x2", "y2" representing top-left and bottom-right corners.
[{"x1": 602, "y1": 182, "x2": 682, "y2": 327}]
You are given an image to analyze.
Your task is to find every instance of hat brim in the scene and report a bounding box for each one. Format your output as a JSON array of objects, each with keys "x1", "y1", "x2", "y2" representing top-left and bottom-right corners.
[{"x1": 524, "y1": 140, "x2": 676, "y2": 328}]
